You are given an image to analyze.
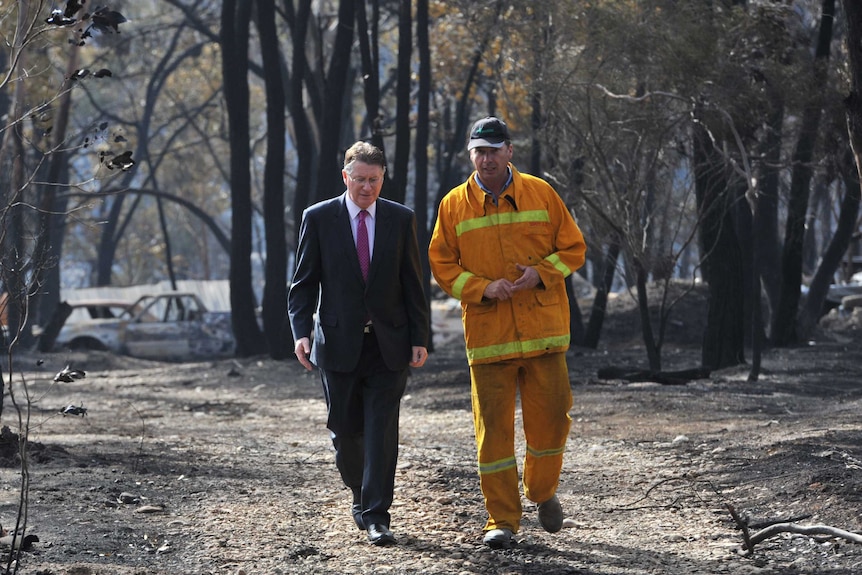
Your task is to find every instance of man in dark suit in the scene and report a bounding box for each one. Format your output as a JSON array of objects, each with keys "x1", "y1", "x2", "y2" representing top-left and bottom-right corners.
[{"x1": 288, "y1": 141, "x2": 429, "y2": 546}]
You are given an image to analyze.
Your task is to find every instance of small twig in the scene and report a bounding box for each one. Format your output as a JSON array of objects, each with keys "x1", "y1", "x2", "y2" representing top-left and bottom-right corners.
[
  {"x1": 611, "y1": 497, "x2": 685, "y2": 512},
  {"x1": 612, "y1": 476, "x2": 709, "y2": 511}
]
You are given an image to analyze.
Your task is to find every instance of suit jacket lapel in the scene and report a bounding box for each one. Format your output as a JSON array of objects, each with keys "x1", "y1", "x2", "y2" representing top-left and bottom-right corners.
[{"x1": 368, "y1": 200, "x2": 393, "y2": 285}]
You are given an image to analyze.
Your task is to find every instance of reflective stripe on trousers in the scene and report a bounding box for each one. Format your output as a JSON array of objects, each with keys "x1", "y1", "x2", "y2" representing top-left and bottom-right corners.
[{"x1": 469, "y1": 352, "x2": 573, "y2": 533}]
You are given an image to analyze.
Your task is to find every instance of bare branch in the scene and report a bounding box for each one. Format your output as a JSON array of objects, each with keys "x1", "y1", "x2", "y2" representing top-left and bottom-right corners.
[{"x1": 593, "y1": 84, "x2": 690, "y2": 105}]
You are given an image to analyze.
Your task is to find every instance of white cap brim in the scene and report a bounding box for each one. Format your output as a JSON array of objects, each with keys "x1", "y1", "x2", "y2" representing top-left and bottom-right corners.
[{"x1": 467, "y1": 138, "x2": 506, "y2": 151}]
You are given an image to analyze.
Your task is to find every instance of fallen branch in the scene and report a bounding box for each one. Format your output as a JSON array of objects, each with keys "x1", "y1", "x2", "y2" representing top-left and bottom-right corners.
[
  {"x1": 727, "y1": 504, "x2": 862, "y2": 553},
  {"x1": 748, "y1": 514, "x2": 812, "y2": 530},
  {"x1": 748, "y1": 523, "x2": 862, "y2": 548}
]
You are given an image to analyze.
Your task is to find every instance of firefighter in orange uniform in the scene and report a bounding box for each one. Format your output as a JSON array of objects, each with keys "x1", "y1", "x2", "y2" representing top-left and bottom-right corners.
[{"x1": 429, "y1": 117, "x2": 587, "y2": 549}]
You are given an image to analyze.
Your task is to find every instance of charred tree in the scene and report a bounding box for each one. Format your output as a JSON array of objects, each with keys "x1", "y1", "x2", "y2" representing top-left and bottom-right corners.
[
  {"x1": 390, "y1": 0, "x2": 412, "y2": 205},
  {"x1": 222, "y1": 0, "x2": 265, "y2": 356},
  {"x1": 313, "y1": 0, "x2": 356, "y2": 205},
  {"x1": 694, "y1": 122, "x2": 745, "y2": 370},
  {"x1": 415, "y1": 0, "x2": 434, "y2": 351},
  {"x1": 583, "y1": 241, "x2": 620, "y2": 349},
  {"x1": 771, "y1": 0, "x2": 834, "y2": 346},
  {"x1": 256, "y1": 0, "x2": 288, "y2": 359}
]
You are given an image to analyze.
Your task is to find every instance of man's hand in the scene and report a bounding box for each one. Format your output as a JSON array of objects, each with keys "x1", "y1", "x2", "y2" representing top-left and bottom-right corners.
[
  {"x1": 410, "y1": 346, "x2": 428, "y2": 368},
  {"x1": 513, "y1": 264, "x2": 541, "y2": 290},
  {"x1": 484, "y1": 278, "x2": 516, "y2": 301},
  {"x1": 484, "y1": 265, "x2": 541, "y2": 301},
  {"x1": 294, "y1": 337, "x2": 314, "y2": 371}
]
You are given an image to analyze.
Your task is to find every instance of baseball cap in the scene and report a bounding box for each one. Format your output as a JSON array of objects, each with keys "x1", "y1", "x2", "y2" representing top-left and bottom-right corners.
[{"x1": 467, "y1": 116, "x2": 511, "y2": 150}]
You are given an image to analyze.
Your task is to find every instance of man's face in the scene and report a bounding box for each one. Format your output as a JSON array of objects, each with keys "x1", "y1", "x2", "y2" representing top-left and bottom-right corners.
[
  {"x1": 469, "y1": 144, "x2": 513, "y2": 188},
  {"x1": 343, "y1": 161, "x2": 385, "y2": 209}
]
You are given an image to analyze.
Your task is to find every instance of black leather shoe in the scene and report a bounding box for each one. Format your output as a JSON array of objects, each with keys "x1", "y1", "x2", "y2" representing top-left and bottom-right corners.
[{"x1": 366, "y1": 523, "x2": 396, "y2": 546}]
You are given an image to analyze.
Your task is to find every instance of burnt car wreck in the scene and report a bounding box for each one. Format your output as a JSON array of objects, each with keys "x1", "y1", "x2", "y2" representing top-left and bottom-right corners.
[{"x1": 39, "y1": 292, "x2": 235, "y2": 361}]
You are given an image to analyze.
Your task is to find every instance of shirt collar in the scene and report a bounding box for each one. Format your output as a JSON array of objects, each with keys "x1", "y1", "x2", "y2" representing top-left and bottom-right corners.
[
  {"x1": 473, "y1": 166, "x2": 513, "y2": 201},
  {"x1": 344, "y1": 192, "x2": 377, "y2": 220}
]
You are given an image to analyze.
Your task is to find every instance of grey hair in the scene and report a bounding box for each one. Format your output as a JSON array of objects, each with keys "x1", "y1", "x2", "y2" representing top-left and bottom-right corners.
[{"x1": 343, "y1": 141, "x2": 387, "y2": 173}]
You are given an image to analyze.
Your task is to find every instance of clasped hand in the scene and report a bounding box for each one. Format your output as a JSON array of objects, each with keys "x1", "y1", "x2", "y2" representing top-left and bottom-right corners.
[{"x1": 483, "y1": 264, "x2": 540, "y2": 301}]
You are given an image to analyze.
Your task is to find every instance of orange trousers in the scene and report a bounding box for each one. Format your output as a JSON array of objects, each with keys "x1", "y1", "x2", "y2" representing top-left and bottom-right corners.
[{"x1": 469, "y1": 352, "x2": 573, "y2": 533}]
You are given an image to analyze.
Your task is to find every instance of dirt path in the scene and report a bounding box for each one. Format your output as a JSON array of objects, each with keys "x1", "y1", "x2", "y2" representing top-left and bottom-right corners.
[{"x1": 1, "y1": 336, "x2": 862, "y2": 574}]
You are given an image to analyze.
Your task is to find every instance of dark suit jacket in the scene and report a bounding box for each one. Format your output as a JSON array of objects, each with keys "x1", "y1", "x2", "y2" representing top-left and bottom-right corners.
[{"x1": 288, "y1": 194, "x2": 429, "y2": 373}]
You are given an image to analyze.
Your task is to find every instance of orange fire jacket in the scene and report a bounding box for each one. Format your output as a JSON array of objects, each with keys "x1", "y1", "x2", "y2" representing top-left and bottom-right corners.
[{"x1": 429, "y1": 165, "x2": 587, "y2": 365}]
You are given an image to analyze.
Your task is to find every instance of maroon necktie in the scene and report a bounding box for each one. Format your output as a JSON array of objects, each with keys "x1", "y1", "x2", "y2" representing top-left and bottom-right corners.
[{"x1": 357, "y1": 210, "x2": 370, "y2": 281}]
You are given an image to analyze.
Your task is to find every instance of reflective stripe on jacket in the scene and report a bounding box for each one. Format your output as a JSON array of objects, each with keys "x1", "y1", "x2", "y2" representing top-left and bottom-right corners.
[{"x1": 429, "y1": 165, "x2": 587, "y2": 365}]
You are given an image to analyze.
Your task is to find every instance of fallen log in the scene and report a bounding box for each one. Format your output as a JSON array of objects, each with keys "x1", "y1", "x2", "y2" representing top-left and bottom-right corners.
[{"x1": 596, "y1": 366, "x2": 712, "y2": 385}]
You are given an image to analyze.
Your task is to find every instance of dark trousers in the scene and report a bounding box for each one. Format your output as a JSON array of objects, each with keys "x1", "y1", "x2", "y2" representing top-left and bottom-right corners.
[{"x1": 319, "y1": 332, "x2": 408, "y2": 528}]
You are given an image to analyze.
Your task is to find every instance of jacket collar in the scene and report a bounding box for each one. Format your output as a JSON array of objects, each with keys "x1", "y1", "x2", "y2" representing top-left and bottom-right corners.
[
  {"x1": 465, "y1": 163, "x2": 519, "y2": 213},
  {"x1": 343, "y1": 191, "x2": 378, "y2": 220}
]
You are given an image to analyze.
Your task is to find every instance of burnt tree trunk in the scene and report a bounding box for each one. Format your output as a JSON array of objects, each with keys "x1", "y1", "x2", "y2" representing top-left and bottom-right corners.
[
  {"x1": 799, "y1": 151, "x2": 861, "y2": 338},
  {"x1": 285, "y1": 0, "x2": 315, "y2": 250},
  {"x1": 771, "y1": 0, "x2": 834, "y2": 346},
  {"x1": 390, "y1": 0, "x2": 412, "y2": 205},
  {"x1": 256, "y1": 0, "x2": 288, "y2": 359},
  {"x1": 356, "y1": 0, "x2": 382, "y2": 150},
  {"x1": 415, "y1": 0, "x2": 434, "y2": 351},
  {"x1": 634, "y1": 259, "x2": 661, "y2": 371},
  {"x1": 222, "y1": 0, "x2": 265, "y2": 356},
  {"x1": 35, "y1": 48, "x2": 78, "y2": 330},
  {"x1": 843, "y1": 0, "x2": 862, "y2": 216},
  {"x1": 693, "y1": 122, "x2": 745, "y2": 370},
  {"x1": 313, "y1": 0, "x2": 355, "y2": 205},
  {"x1": 754, "y1": 87, "x2": 784, "y2": 333},
  {"x1": 583, "y1": 241, "x2": 620, "y2": 349}
]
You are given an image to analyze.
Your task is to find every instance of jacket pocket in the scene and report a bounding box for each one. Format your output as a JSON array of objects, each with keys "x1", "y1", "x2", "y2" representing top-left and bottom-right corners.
[{"x1": 534, "y1": 289, "x2": 560, "y2": 307}]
